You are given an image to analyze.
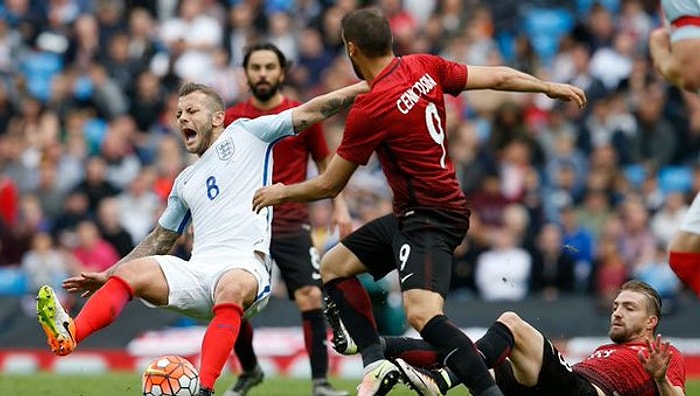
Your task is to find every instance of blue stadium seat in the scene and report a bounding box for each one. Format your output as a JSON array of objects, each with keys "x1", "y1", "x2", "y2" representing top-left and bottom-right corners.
[
  {"x1": 0, "y1": 268, "x2": 28, "y2": 296},
  {"x1": 624, "y1": 164, "x2": 646, "y2": 189},
  {"x1": 522, "y1": 8, "x2": 574, "y2": 66},
  {"x1": 576, "y1": 0, "x2": 620, "y2": 16},
  {"x1": 659, "y1": 166, "x2": 693, "y2": 194},
  {"x1": 497, "y1": 32, "x2": 515, "y2": 63}
]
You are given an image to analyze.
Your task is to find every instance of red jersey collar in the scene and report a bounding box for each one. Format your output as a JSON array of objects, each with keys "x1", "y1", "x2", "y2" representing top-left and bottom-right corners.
[{"x1": 370, "y1": 57, "x2": 401, "y2": 88}]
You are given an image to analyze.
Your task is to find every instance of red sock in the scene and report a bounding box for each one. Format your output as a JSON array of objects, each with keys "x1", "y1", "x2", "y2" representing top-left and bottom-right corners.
[
  {"x1": 74, "y1": 276, "x2": 134, "y2": 343},
  {"x1": 199, "y1": 303, "x2": 243, "y2": 390},
  {"x1": 669, "y1": 251, "x2": 700, "y2": 297}
]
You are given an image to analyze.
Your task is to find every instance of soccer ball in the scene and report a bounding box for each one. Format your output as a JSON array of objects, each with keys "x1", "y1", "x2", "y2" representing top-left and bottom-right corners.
[{"x1": 142, "y1": 355, "x2": 200, "y2": 396}]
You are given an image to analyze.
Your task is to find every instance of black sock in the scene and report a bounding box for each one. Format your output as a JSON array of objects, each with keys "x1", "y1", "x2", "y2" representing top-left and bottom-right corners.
[
  {"x1": 475, "y1": 321, "x2": 514, "y2": 368},
  {"x1": 302, "y1": 309, "x2": 329, "y2": 380},
  {"x1": 431, "y1": 367, "x2": 458, "y2": 394},
  {"x1": 325, "y1": 278, "x2": 383, "y2": 366},
  {"x1": 382, "y1": 336, "x2": 442, "y2": 368},
  {"x1": 233, "y1": 319, "x2": 258, "y2": 372},
  {"x1": 420, "y1": 315, "x2": 501, "y2": 396}
]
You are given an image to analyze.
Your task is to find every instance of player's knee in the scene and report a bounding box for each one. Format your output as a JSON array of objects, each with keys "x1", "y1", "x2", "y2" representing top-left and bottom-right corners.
[
  {"x1": 215, "y1": 271, "x2": 258, "y2": 306},
  {"x1": 112, "y1": 258, "x2": 156, "y2": 292},
  {"x1": 404, "y1": 305, "x2": 440, "y2": 331},
  {"x1": 294, "y1": 285, "x2": 322, "y2": 307},
  {"x1": 668, "y1": 231, "x2": 700, "y2": 253},
  {"x1": 320, "y1": 250, "x2": 344, "y2": 283},
  {"x1": 215, "y1": 283, "x2": 249, "y2": 306},
  {"x1": 680, "y1": 65, "x2": 700, "y2": 92},
  {"x1": 497, "y1": 311, "x2": 523, "y2": 334}
]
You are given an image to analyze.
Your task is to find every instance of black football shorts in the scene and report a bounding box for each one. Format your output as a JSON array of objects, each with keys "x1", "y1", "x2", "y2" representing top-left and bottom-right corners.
[
  {"x1": 271, "y1": 230, "x2": 322, "y2": 300},
  {"x1": 341, "y1": 210, "x2": 467, "y2": 297}
]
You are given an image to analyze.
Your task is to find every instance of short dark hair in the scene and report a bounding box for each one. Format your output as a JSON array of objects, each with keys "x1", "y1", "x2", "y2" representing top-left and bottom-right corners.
[
  {"x1": 242, "y1": 42, "x2": 289, "y2": 70},
  {"x1": 177, "y1": 82, "x2": 224, "y2": 113},
  {"x1": 620, "y1": 280, "x2": 662, "y2": 319},
  {"x1": 341, "y1": 8, "x2": 393, "y2": 58}
]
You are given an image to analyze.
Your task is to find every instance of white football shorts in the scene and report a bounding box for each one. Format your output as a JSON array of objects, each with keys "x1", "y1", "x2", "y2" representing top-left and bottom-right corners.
[
  {"x1": 680, "y1": 192, "x2": 700, "y2": 234},
  {"x1": 142, "y1": 253, "x2": 272, "y2": 320}
]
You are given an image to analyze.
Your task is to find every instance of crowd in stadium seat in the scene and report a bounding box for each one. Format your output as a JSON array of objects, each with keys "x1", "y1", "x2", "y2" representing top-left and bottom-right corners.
[{"x1": 0, "y1": 0, "x2": 697, "y2": 316}]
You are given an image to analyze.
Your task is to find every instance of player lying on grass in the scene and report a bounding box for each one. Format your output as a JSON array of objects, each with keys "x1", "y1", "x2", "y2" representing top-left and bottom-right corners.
[
  {"x1": 326, "y1": 280, "x2": 686, "y2": 396},
  {"x1": 35, "y1": 80, "x2": 368, "y2": 396}
]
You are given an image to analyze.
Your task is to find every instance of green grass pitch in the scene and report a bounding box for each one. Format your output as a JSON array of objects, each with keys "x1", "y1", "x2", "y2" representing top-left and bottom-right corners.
[{"x1": 2, "y1": 374, "x2": 700, "y2": 396}]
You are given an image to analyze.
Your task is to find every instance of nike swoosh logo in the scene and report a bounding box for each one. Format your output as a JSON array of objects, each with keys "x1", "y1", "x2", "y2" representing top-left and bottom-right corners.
[
  {"x1": 400, "y1": 273, "x2": 414, "y2": 283},
  {"x1": 145, "y1": 368, "x2": 167, "y2": 375},
  {"x1": 63, "y1": 322, "x2": 74, "y2": 342}
]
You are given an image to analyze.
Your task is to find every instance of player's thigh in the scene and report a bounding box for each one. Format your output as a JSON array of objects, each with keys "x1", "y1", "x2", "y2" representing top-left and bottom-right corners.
[
  {"x1": 671, "y1": 29, "x2": 700, "y2": 87},
  {"x1": 143, "y1": 255, "x2": 214, "y2": 318},
  {"x1": 113, "y1": 256, "x2": 169, "y2": 305},
  {"x1": 146, "y1": 254, "x2": 271, "y2": 320},
  {"x1": 214, "y1": 268, "x2": 259, "y2": 307},
  {"x1": 212, "y1": 254, "x2": 272, "y2": 318},
  {"x1": 532, "y1": 340, "x2": 597, "y2": 396},
  {"x1": 322, "y1": 214, "x2": 397, "y2": 281},
  {"x1": 494, "y1": 360, "x2": 538, "y2": 396},
  {"x1": 673, "y1": 193, "x2": 700, "y2": 251},
  {"x1": 497, "y1": 312, "x2": 546, "y2": 387},
  {"x1": 271, "y1": 232, "x2": 322, "y2": 300},
  {"x1": 394, "y1": 225, "x2": 463, "y2": 297}
]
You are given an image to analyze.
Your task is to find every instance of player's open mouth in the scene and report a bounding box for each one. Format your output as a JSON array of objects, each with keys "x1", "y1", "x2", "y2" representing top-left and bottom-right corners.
[{"x1": 183, "y1": 128, "x2": 197, "y2": 143}]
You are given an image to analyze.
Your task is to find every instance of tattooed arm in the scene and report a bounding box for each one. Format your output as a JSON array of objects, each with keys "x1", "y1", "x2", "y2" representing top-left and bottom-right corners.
[
  {"x1": 105, "y1": 225, "x2": 180, "y2": 277},
  {"x1": 63, "y1": 224, "x2": 180, "y2": 296},
  {"x1": 291, "y1": 81, "x2": 368, "y2": 133}
]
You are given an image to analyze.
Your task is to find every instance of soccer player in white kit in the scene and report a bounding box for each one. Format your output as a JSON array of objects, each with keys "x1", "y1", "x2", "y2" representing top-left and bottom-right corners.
[
  {"x1": 36, "y1": 81, "x2": 367, "y2": 396},
  {"x1": 649, "y1": 0, "x2": 700, "y2": 297}
]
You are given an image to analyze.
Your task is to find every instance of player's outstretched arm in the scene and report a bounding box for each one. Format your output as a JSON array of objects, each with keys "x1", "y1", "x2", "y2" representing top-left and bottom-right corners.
[
  {"x1": 316, "y1": 156, "x2": 353, "y2": 238},
  {"x1": 62, "y1": 225, "x2": 180, "y2": 297},
  {"x1": 253, "y1": 154, "x2": 358, "y2": 212},
  {"x1": 291, "y1": 81, "x2": 369, "y2": 133},
  {"x1": 464, "y1": 65, "x2": 587, "y2": 108},
  {"x1": 649, "y1": 27, "x2": 700, "y2": 93}
]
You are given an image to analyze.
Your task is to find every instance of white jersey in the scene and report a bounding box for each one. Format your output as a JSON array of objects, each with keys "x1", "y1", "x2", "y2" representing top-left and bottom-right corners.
[
  {"x1": 158, "y1": 109, "x2": 294, "y2": 262},
  {"x1": 662, "y1": 0, "x2": 700, "y2": 42}
]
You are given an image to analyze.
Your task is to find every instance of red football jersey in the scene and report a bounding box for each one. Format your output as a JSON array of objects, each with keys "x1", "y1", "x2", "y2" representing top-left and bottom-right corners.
[
  {"x1": 573, "y1": 342, "x2": 685, "y2": 396},
  {"x1": 337, "y1": 54, "x2": 469, "y2": 217},
  {"x1": 225, "y1": 97, "x2": 330, "y2": 235}
]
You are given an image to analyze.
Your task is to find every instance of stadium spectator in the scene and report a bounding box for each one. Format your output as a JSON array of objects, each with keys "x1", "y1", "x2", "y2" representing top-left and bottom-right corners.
[
  {"x1": 651, "y1": 192, "x2": 689, "y2": 247},
  {"x1": 70, "y1": 219, "x2": 120, "y2": 273},
  {"x1": 116, "y1": 168, "x2": 160, "y2": 245},
  {"x1": 529, "y1": 223, "x2": 576, "y2": 300},
  {"x1": 21, "y1": 231, "x2": 77, "y2": 298},
  {"x1": 159, "y1": 0, "x2": 222, "y2": 82},
  {"x1": 95, "y1": 197, "x2": 133, "y2": 258},
  {"x1": 475, "y1": 226, "x2": 533, "y2": 302}
]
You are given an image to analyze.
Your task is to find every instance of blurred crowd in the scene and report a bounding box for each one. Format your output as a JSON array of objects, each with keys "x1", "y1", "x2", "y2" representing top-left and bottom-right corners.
[{"x1": 0, "y1": 0, "x2": 698, "y2": 318}]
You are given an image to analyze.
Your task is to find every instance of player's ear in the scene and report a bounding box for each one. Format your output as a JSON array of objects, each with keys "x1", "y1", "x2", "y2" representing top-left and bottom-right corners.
[
  {"x1": 646, "y1": 315, "x2": 658, "y2": 331},
  {"x1": 345, "y1": 40, "x2": 358, "y2": 57},
  {"x1": 212, "y1": 110, "x2": 225, "y2": 128}
]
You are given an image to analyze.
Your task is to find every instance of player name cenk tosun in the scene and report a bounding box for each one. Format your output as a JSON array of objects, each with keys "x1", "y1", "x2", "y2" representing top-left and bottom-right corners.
[{"x1": 396, "y1": 73, "x2": 437, "y2": 115}]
